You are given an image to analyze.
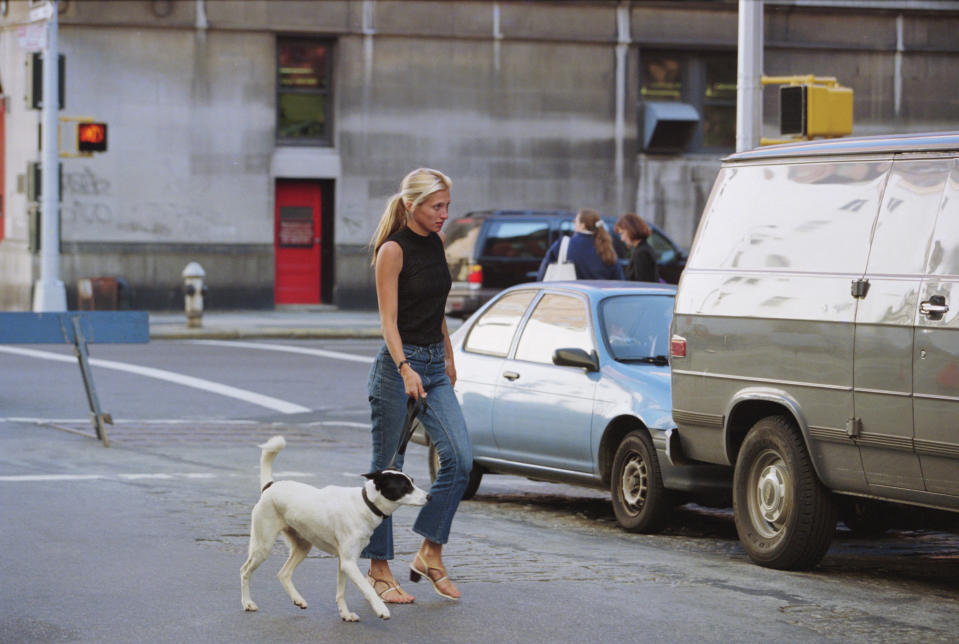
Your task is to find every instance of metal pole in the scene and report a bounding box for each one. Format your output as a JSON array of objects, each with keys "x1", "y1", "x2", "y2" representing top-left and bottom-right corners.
[
  {"x1": 33, "y1": 0, "x2": 66, "y2": 312},
  {"x1": 736, "y1": 0, "x2": 764, "y2": 153}
]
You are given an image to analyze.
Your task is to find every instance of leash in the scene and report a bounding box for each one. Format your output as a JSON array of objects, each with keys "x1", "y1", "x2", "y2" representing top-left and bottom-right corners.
[{"x1": 386, "y1": 396, "x2": 429, "y2": 469}]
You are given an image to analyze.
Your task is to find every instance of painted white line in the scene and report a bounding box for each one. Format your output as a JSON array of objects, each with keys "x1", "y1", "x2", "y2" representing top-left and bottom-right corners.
[
  {"x1": 0, "y1": 346, "x2": 310, "y2": 415},
  {"x1": 0, "y1": 470, "x2": 319, "y2": 483},
  {"x1": 189, "y1": 340, "x2": 375, "y2": 364}
]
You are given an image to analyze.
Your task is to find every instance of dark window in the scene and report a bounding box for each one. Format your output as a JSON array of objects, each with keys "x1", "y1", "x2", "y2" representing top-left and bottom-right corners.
[
  {"x1": 640, "y1": 50, "x2": 737, "y2": 152},
  {"x1": 277, "y1": 38, "x2": 332, "y2": 145},
  {"x1": 480, "y1": 220, "x2": 550, "y2": 259}
]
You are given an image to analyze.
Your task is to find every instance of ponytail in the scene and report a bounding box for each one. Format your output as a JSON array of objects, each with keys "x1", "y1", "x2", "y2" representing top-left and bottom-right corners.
[
  {"x1": 578, "y1": 209, "x2": 617, "y2": 265},
  {"x1": 369, "y1": 194, "x2": 408, "y2": 265}
]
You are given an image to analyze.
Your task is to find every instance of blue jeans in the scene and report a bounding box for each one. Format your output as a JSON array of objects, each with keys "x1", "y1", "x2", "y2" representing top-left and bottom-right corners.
[{"x1": 361, "y1": 342, "x2": 473, "y2": 560}]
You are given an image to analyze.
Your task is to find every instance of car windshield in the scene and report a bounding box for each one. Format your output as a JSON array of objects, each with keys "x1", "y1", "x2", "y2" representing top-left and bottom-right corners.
[{"x1": 599, "y1": 294, "x2": 674, "y2": 362}]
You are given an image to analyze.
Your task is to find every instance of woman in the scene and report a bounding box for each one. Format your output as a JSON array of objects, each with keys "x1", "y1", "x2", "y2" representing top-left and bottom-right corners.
[
  {"x1": 614, "y1": 212, "x2": 660, "y2": 283},
  {"x1": 536, "y1": 209, "x2": 624, "y2": 281},
  {"x1": 363, "y1": 168, "x2": 472, "y2": 604}
]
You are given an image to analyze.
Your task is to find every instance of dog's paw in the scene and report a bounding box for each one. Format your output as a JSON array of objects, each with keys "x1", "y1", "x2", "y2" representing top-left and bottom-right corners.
[
  {"x1": 377, "y1": 609, "x2": 391, "y2": 620},
  {"x1": 242, "y1": 601, "x2": 258, "y2": 612},
  {"x1": 340, "y1": 611, "x2": 360, "y2": 622},
  {"x1": 293, "y1": 598, "x2": 308, "y2": 610}
]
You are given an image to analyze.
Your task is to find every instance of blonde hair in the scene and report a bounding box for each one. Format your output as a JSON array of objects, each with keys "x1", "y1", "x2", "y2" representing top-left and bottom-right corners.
[
  {"x1": 577, "y1": 209, "x2": 617, "y2": 265},
  {"x1": 369, "y1": 168, "x2": 453, "y2": 265}
]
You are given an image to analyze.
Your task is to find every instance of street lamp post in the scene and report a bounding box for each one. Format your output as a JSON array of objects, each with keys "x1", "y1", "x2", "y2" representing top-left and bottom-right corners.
[
  {"x1": 33, "y1": 0, "x2": 66, "y2": 312},
  {"x1": 736, "y1": 0, "x2": 764, "y2": 153}
]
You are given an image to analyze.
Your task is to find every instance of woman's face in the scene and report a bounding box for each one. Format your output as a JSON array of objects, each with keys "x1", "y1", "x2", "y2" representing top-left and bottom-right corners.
[
  {"x1": 617, "y1": 229, "x2": 634, "y2": 246},
  {"x1": 407, "y1": 190, "x2": 450, "y2": 235}
]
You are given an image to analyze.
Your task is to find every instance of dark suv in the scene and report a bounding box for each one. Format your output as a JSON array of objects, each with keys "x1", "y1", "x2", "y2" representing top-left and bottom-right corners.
[{"x1": 443, "y1": 209, "x2": 687, "y2": 317}]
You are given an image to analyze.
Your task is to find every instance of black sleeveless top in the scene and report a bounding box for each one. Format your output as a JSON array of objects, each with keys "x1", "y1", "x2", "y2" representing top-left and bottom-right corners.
[{"x1": 388, "y1": 227, "x2": 451, "y2": 346}]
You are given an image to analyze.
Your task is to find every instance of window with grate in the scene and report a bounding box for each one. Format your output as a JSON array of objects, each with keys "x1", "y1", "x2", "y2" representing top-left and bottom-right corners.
[{"x1": 277, "y1": 38, "x2": 333, "y2": 145}]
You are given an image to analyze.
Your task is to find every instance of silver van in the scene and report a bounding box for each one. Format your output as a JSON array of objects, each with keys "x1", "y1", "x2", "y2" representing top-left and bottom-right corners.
[{"x1": 669, "y1": 132, "x2": 959, "y2": 570}]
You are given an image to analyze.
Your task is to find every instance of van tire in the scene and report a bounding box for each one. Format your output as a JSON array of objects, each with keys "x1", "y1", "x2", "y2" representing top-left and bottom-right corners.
[
  {"x1": 610, "y1": 431, "x2": 670, "y2": 533},
  {"x1": 428, "y1": 442, "x2": 483, "y2": 500},
  {"x1": 733, "y1": 415, "x2": 836, "y2": 570}
]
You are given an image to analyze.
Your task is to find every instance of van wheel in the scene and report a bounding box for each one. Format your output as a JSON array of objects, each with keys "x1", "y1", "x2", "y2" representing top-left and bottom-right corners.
[
  {"x1": 610, "y1": 431, "x2": 670, "y2": 533},
  {"x1": 428, "y1": 442, "x2": 483, "y2": 500},
  {"x1": 733, "y1": 415, "x2": 837, "y2": 570}
]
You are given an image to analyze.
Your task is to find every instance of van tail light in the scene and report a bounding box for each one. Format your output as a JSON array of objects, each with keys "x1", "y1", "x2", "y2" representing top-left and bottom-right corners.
[
  {"x1": 467, "y1": 264, "x2": 483, "y2": 286},
  {"x1": 670, "y1": 335, "x2": 687, "y2": 359}
]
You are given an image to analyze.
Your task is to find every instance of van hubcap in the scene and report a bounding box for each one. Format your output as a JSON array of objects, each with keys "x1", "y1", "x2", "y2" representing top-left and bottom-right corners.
[{"x1": 747, "y1": 449, "x2": 792, "y2": 538}]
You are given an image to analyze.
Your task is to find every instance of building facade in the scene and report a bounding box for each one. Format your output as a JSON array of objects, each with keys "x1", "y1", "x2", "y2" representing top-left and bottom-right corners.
[{"x1": 1, "y1": 0, "x2": 958, "y2": 310}]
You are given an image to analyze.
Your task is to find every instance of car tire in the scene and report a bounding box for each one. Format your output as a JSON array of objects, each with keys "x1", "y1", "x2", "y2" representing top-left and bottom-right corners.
[
  {"x1": 610, "y1": 430, "x2": 670, "y2": 534},
  {"x1": 427, "y1": 442, "x2": 483, "y2": 501},
  {"x1": 733, "y1": 415, "x2": 837, "y2": 570}
]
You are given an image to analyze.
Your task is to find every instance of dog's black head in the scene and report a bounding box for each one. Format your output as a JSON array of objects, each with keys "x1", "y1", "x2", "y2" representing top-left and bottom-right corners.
[{"x1": 363, "y1": 469, "x2": 430, "y2": 505}]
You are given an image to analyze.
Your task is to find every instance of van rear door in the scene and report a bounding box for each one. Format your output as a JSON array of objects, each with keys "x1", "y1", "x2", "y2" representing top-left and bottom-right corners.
[
  {"x1": 914, "y1": 157, "x2": 959, "y2": 499},
  {"x1": 855, "y1": 157, "x2": 950, "y2": 491}
]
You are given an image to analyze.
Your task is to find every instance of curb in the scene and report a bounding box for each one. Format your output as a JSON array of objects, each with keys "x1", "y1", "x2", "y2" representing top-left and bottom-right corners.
[{"x1": 149, "y1": 327, "x2": 383, "y2": 340}]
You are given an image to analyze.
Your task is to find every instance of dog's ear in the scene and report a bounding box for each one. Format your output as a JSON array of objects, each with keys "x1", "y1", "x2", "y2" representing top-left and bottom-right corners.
[{"x1": 362, "y1": 471, "x2": 379, "y2": 480}]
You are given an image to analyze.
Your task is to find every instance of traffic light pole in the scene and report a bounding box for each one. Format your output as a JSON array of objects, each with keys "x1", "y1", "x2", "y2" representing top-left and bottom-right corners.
[
  {"x1": 735, "y1": 0, "x2": 763, "y2": 153},
  {"x1": 33, "y1": 0, "x2": 67, "y2": 312}
]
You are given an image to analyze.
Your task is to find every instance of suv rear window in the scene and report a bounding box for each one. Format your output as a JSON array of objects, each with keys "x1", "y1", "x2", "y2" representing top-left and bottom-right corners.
[{"x1": 480, "y1": 220, "x2": 550, "y2": 259}]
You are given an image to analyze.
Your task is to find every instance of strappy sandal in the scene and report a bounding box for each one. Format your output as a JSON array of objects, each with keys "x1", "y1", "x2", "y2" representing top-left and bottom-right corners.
[
  {"x1": 366, "y1": 572, "x2": 414, "y2": 604},
  {"x1": 409, "y1": 552, "x2": 459, "y2": 600}
]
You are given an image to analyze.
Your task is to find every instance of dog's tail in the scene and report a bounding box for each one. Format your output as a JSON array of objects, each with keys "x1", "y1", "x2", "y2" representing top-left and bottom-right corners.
[{"x1": 257, "y1": 435, "x2": 286, "y2": 492}]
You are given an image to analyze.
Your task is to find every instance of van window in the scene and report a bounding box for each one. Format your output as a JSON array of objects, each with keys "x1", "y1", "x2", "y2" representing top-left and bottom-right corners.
[
  {"x1": 481, "y1": 220, "x2": 550, "y2": 259},
  {"x1": 689, "y1": 161, "x2": 890, "y2": 274},
  {"x1": 927, "y1": 160, "x2": 959, "y2": 276},
  {"x1": 463, "y1": 290, "x2": 536, "y2": 357},
  {"x1": 868, "y1": 159, "x2": 949, "y2": 275},
  {"x1": 445, "y1": 217, "x2": 483, "y2": 263}
]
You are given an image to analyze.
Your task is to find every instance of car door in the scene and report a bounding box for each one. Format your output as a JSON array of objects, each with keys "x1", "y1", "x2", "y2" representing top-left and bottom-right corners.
[
  {"x1": 455, "y1": 289, "x2": 537, "y2": 459},
  {"x1": 914, "y1": 157, "x2": 959, "y2": 497},
  {"x1": 491, "y1": 291, "x2": 598, "y2": 472},
  {"x1": 855, "y1": 157, "x2": 949, "y2": 491}
]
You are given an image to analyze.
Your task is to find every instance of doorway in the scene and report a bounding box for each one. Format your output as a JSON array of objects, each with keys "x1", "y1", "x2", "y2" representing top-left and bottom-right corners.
[{"x1": 274, "y1": 179, "x2": 333, "y2": 305}]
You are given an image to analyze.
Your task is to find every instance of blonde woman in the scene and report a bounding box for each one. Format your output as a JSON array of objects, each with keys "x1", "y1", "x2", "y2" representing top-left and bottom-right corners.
[
  {"x1": 536, "y1": 209, "x2": 624, "y2": 281},
  {"x1": 363, "y1": 168, "x2": 472, "y2": 603}
]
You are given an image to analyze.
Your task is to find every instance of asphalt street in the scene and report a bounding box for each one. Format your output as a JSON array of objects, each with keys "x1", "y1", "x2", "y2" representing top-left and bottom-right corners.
[{"x1": 1, "y1": 329, "x2": 958, "y2": 643}]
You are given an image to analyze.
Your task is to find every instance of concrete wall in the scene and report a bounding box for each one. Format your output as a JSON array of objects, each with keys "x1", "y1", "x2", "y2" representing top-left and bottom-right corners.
[{"x1": 1, "y1": 0, "x2": 958, "y2": 311}]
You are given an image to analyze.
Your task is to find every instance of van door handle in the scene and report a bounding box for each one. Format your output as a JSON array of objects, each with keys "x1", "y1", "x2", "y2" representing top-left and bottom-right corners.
[
  {"x1": 502, "y1": 371, "x2": 520, "y2": 381},
  {"x1": 920, "y1": 295, "x2": 949, "y2": 320}
]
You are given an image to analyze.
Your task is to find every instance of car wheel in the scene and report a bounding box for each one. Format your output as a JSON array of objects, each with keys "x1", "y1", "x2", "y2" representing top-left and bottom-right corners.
[
  {"x1": 610, "y1": 430, "x2": 670, "y2": 533},
  {"x1": 427, "y1": 442, "x2": 483, "y2": 501},
  {"x1": 733, "y1": 415, "x2": 837, "y2": 570}
]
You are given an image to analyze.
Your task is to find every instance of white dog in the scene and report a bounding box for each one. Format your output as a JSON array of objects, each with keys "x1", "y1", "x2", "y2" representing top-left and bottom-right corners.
[{"x1": 240, "y1": 436, "x2": 430, "y2": 621}]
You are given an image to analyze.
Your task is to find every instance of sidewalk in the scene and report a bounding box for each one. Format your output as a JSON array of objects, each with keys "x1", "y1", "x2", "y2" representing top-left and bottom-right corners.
[{"x1": 149, "y1": 306, "x2": 462, "y2": 340}]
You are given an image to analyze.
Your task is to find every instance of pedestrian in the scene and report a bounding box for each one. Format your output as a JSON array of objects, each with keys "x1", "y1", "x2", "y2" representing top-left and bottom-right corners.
[
  {"x1": 614, "y1": 212, "x2": 660, "y2": 283},
  {"x1": 364, "y1": 167, "x2": 472, "y2": 604},
  {"x1": 537, "y1": 208, "x2": 624, "y2": 281}
]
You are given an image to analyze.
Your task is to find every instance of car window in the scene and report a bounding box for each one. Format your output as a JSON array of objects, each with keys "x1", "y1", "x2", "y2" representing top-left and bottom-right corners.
[
  {"x1": 463, "y1": 290, "x2": 536, "y2": 356},
  {"x1": 600, "y1": 294, "x2": 674, "y2": 361},
  {"x1": 445, "y1": 217, "x2": 484, "y2": 263},
  {"x1": 481, "y1": 220, "x2": 550, "y2": 259},
  {"x1": 647, "y1": 229, "x2": 676, "y2": 263},
  {"x1": 514, "y1": 293, "x2": 592, "y2": 364}
]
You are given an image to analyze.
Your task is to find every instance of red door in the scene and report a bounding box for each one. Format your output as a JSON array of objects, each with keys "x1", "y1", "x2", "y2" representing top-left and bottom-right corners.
[{"x1": 275, "y1": 180, "x2": 323, "y2": 304}]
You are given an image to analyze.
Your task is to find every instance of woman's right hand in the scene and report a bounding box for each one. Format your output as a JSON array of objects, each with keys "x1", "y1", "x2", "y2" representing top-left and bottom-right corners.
[{"x1": 400, "y1": 364, "x2": 427, "y2": 399}]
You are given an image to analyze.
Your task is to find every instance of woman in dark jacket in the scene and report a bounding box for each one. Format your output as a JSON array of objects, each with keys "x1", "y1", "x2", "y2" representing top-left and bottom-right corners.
[{"x1": 615, "y1": 212, "x2": 660, "y2": 283}]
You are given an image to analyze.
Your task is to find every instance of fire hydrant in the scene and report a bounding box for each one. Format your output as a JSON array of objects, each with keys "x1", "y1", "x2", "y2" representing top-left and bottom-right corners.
[{"x1": 182, "y1": 262, "x2": 207, "y2": 328}]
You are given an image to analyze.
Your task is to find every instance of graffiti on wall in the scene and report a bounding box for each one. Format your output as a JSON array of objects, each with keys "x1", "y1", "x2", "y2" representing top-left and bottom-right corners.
[{"x1": 61, "y1": 166, "x2": 237, "y2": 240}]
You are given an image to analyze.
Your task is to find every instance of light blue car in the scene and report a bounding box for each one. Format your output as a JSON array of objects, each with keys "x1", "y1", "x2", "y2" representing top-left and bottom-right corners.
[{"x1": 428, "y1": 280, "x2": 730, "y2": 533}]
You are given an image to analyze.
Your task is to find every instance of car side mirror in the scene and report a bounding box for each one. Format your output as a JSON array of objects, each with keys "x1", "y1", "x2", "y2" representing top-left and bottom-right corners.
[{"x1": 553, "y1": 347, "x2": 599, "y2": 372}]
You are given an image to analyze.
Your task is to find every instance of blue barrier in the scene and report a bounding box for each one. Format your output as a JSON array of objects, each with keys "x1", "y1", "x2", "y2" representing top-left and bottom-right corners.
[{"x1": 0, "y1": 311, "x2": 150, "y2": 446}]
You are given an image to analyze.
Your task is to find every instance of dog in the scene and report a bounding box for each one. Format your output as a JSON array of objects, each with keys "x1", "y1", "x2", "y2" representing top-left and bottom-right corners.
[{"x1": 240, "y1": 436, "x2": 430, "y2": 621}]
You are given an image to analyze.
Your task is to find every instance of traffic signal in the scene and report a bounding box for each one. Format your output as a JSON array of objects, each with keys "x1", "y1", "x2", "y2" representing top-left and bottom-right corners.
[
  {"x1": 780, "y1": 83, "x2": 853, "y2": 138},
  {"x1": 25, "y1": 52, "x2": 65, "y2": 110},
  {"x1": 77, "y1": 122, "x2": 107, "y2": 153}
]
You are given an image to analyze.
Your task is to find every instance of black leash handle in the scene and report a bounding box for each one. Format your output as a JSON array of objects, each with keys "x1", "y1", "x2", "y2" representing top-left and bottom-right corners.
[{"x1": 387, "y1": 396, "x2": 428, "y2": 469}]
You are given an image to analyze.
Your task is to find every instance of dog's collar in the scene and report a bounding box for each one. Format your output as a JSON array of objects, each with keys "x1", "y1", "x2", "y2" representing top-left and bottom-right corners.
[{"x1": 361, "y1": 487, "x2": 387, "y2": 518}]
